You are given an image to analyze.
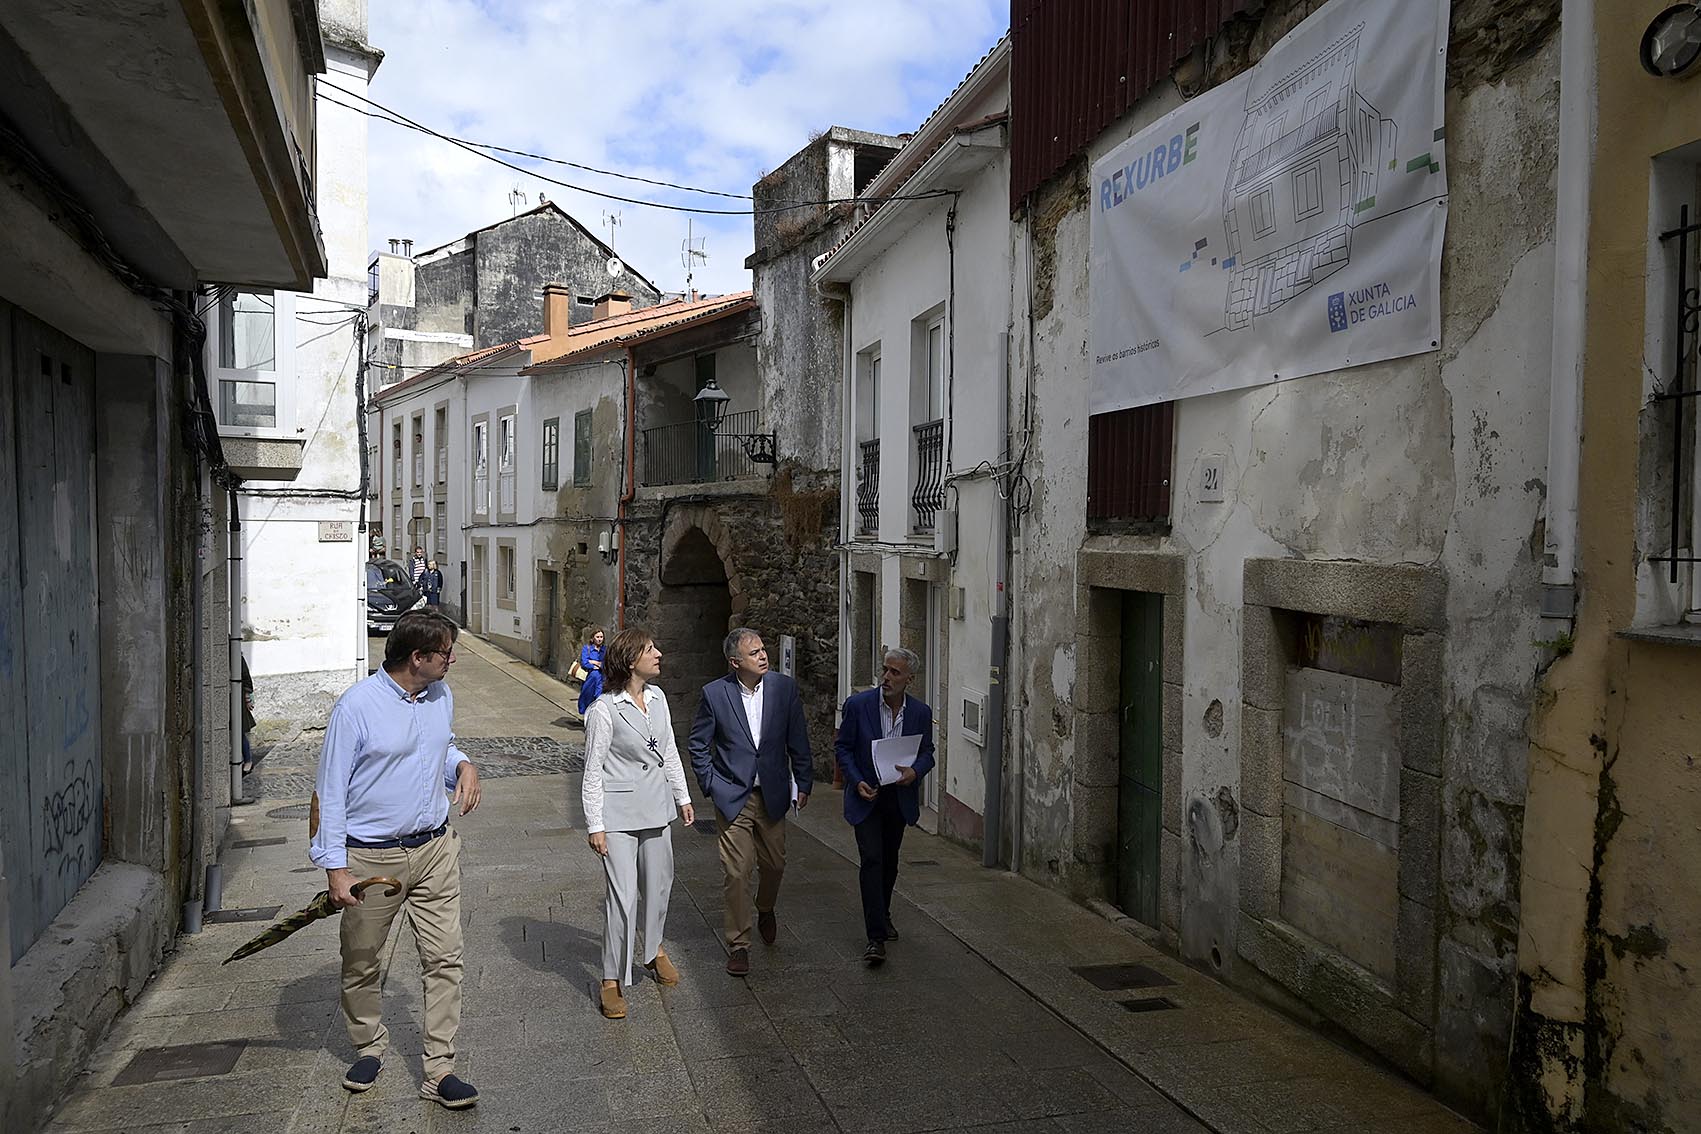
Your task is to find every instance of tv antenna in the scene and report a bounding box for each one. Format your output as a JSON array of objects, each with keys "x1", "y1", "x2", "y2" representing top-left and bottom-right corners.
[
  {"x1": 682, "y1": 218, "x2": 708, "y2": 300},
  {"x1": 602, "y1": 210, "x2": 622, "y2": 251},
  {"x1": 508, "y1": 185, "x2": 527, "y2": 215}
]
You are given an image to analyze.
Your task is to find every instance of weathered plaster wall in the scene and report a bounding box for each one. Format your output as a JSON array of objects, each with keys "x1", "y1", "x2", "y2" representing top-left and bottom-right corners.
[
  {"x1": 1511, "y1": 3, "x2": 1701, "y2": 1130},
  {"x1": 472, "y1": 211, "x2": 660, "y2": 349},
  {"x1": 1010, "y1": 3, "x2": 1559, "y2": 1115}
]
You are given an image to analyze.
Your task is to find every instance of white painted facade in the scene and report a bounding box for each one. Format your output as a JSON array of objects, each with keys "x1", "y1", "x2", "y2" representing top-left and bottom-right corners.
[
  {"x1": 818, "y1": 43, "x2": 1012, "y2": 844},
  {"x1": 215, "y1": 31, "x2": 378, "y2": 719}
]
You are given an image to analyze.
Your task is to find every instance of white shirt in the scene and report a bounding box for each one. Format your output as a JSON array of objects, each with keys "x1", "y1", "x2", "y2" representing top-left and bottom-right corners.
[
  {"x1": 739, "y1": 676, "x2": 763, "y2": 785},
  {"x1": 880, "y1": 696, "x2": 905, "y2": 739}
]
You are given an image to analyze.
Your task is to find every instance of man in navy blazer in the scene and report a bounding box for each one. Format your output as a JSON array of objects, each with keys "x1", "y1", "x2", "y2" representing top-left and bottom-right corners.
[
  {"x1": 689, "y1": 627, "x2": 814, "y2": 976},
  {"x1": 835, "y1": 647, "x2": 934, "y2": 967}
]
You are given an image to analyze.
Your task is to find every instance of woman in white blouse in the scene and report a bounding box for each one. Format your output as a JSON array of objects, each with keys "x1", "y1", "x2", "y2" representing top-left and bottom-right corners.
[{"x1": 581, "y1": 627, "x2": 694, "y2": 1019}]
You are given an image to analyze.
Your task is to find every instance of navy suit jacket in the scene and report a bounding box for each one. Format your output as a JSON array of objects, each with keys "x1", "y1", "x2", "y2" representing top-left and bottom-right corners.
[
  {"x1": 834, "y1": 688, "x2": 935, "y2": 827},
  {"x1": 689, "y1": 671, "x2": 814, "y2": 822}
]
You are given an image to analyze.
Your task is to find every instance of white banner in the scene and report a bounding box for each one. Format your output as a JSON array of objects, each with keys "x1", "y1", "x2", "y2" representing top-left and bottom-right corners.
[{"x1": 1090, "y1": 0, "x2": 1449, "y2": 411}]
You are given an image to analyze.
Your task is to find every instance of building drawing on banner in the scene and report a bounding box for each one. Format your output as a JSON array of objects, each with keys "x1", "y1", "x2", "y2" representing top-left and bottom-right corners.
[{"x1": 1219, "y1": 25, "x2": 1395, "y2": 330}]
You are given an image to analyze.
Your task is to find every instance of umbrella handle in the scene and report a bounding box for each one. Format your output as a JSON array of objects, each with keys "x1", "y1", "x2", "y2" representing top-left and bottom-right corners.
[{"x1": 351, "y1": 876, "x2": 403, "y2": 899}]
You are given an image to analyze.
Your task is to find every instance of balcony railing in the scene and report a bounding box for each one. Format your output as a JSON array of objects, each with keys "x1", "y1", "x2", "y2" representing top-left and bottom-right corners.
[
  {"x1": 641, "y1": 409, "x2": 764, "y2": 487},
  {"x1": 911, "y1": 419, "x2": 944, "y2": 533},
  {"x1": 857, "y1": 438, "x2": 880, "y2": 536}
]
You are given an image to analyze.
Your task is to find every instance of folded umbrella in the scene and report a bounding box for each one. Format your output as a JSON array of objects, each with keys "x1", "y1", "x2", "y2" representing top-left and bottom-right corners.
[{"x1": 221, "y1": 876, "x2": 402, "y2": 964}]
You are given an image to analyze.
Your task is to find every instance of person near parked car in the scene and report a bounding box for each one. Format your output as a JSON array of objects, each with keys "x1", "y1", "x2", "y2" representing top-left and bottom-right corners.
[
  {"x1": 421, "y1": 560, "x2": 444, "y2": 607},
  {"x1": 576, "y1": 627, "x2": 606, "y2": 715},
  {"x1": 410, "y1": 546, "x2": 427, "y2": 586}
]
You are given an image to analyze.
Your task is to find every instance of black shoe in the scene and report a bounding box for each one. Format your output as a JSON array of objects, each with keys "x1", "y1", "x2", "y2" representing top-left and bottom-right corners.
[
  {"x1": 342, "y1": 1056, "x2": 381, "y2": 1092},
  {"x1": 863, "y1": 939, "x2": 886, "y2": 967},
  {"x1": 885, "y1": 920, "x2": 899, "y2": 941},
  {"x1": 421, "y1": 1072, "x2": 478, "y2": 1109}
]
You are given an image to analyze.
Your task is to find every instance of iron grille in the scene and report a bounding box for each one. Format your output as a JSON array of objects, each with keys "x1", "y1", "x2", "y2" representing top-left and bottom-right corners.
[
  {"x1": 641, "y1": 409, "x2": 763, "y2": 487},
  {"x1": 1649, "y1": 203, "x2": 1701, "y2": 583},
  {"x1": 1087, "y1": 402, "x2": 1175, "y2": 524},
  {"x1": 911, "y1": 419, "x2": 945, "y2": 533},
  {"x1": 857, "y1": 439, "x2": 881, "y2": 535}
]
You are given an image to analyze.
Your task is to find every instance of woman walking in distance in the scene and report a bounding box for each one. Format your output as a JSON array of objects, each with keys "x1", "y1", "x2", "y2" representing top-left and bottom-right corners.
[
  {"x1": 576, "y1": 627, "x2": 606, "y2": 715},
  {"x1": 581, "y1": 628, "x2": 694, "y2": 1018}
]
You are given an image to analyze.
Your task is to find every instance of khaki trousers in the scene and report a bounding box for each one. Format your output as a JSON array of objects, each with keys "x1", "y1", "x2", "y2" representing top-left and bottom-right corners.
[
  {"x1": 716, "y1": 794, "x2": 787, "y2": 950},
  {"x1": 340, "y1": 826, "x2": 464, "y2": 1079}
]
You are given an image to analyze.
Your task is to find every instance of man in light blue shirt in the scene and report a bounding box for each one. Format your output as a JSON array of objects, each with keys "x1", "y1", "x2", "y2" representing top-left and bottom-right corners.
[{"x1": 311, "y1": 609, "x2": 482, "y2": 1109}]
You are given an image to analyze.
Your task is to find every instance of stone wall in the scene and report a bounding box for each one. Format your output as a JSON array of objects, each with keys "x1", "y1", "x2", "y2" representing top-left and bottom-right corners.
[{"x1": 623, "y1": 468, "x2": 842, "y2": 780}]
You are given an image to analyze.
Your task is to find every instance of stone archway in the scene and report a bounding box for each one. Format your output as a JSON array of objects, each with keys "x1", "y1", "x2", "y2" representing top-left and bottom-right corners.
[{"x1": 651, "y1": 520, "x2": 736, "y2": 746}]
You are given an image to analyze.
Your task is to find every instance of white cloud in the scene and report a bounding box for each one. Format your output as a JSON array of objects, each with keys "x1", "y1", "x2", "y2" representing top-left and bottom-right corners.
[{"x1": 352, "y1": 0, "x2": 1004, "y2": 298}]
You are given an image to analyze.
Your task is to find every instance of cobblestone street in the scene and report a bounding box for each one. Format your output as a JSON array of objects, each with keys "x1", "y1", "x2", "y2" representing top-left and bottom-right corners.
[{"x1": 38, "y1": 637, "x2": 1478, "y2": 1133}]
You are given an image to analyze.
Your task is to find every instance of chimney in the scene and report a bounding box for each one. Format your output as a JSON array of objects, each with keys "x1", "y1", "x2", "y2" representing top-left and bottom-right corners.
[
  {"x1": 401, "y1": 238, "x2": 413, "y2": 256},
  {"x1": 388, "y1": 238, "x2": 400, "y2": 253},
  {"x1": 593, "y1": 291, "x2": 633, "y2": 321},
  {"x1": 542, "y1": 282, "x2": 574, "y2": 338}
]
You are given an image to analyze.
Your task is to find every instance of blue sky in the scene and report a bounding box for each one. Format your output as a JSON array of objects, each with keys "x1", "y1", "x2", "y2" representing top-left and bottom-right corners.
[{"x1": 350, "y1": 1, "x2": 1007, "y2": 297}]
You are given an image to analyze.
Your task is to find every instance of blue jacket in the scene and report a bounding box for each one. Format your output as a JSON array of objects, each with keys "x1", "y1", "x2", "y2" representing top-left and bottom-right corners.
[
  {"x1": 689, "y1": 672, "x2": 813, "y2": 823},
  {"x1": 834, "y1": 688, "x2": 935, "y2": 827}
]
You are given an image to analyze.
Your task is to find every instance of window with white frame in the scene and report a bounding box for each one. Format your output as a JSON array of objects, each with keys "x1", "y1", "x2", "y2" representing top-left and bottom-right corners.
[
  {"x1": 434, "y1": 501, "x2": 448, "y2": 558},
  {"x1": 434, "y1": 405, "x2": 448, "y2": 484},
  {"x1": 391, "y1": 421, "x2": 403, "y2": 493},
  {"x1": 854, "y1": 347, "x2": 881, "y2": 537},
  {"x1": 211, "y1": 289, "x2": 295, "y2": 435},
  {"x1": 499, "y1": 412, "x2": 516, "y2": 513},
  {"x1": 411, "y1": 415, "x2": 424, "y2": 488},
  {"x1": 473, "y1": 420, "x2": 489, "y2": 516},
  {"x1": 498, "y1": 544, "x2": 516, "y2": 603},
  {"x1": 908, "y1": 315, "x2": 946, "y2": 534}
]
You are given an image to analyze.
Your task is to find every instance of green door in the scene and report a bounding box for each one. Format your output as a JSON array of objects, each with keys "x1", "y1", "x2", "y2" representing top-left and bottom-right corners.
[{"x1": 1117, "y1": 591, "x2": 1163, "y2": 926}]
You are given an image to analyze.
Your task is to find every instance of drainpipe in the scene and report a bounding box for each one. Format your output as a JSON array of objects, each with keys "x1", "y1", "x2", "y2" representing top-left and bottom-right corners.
[
  {"x1": 186, "y1": 462, "x2": 208, "y2": 932},
  {"x1": 228, "y1": 487, "x2": 245, "y2": 805},
  {"x1": 355, "y1": 316, "x2": 371, "y2": 676},
  {"x1": 1541, "y1": 0, "x2": 1595, "y2": 622},
  {"x1": 815, "y1": 277, "x2": 854, "y2": 712},
  {"x1": 618, "y1": 348, "x2": 635, "y2": 628}
]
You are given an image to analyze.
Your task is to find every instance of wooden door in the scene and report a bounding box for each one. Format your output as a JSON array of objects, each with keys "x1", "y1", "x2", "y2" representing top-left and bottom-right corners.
[{"x1": 1116, "y1": 591, "x2": 1163, "y2": 926}]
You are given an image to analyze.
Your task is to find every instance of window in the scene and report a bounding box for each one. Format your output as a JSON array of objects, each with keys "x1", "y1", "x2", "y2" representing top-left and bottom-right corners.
[
  {"x1": 1087, "y1": 402, "x2": 1176, "y2": 525},
  {"x1": 411, "y1": 415, "x2": 424, "y2": 488},
  {"x1": 573, "y1": 410, "x2": 593, "y2": 486},
  {"x1": 1293, "y1": 164, "x2": 1323, "y2": 222},
  {"x1": 218, "y1": 291, "x2": 275, "y2": 370},
  {"x1": 499, "y1": 545, "x2": 516, "y2": 601},
  {"x1": 541, "y1": 418, "x2": 560, "y2": 490},
  {"x1": 926, "y1": 319, "x2": 944, "y2": 420},
  {"x1": 434, "y1": 501, "x2": 448, "y2": 557},
  {"x1": 367, "y1": 259, "x2": 380, "y2": 307},
  {"x1": 434, "y1": 405, "x2": 448, "y2": 484},
  {"x1": 473, "y1": 420, "x2": 489, "y2": 515},
  {"x1": 392, "y1": 421, "x2": 403, "y2": 494},
  {"x1": 1250, "y1": 187, "x2": 1276, "y2": 238},
  {"x1": 498, "y1": 413, "x2": 516, "y2": 513},
  {"x1": 220, "y1": 381, "x2": 276, "y2": 429}
]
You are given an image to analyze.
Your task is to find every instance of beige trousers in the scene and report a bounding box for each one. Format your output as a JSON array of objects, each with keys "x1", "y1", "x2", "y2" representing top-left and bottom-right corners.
[
  {"x1": 716, "y1": 794, "x2": 788, "y2": 950},
  {"x1": 339, "y1": 826, "x2": 464, "y2": 1079}
]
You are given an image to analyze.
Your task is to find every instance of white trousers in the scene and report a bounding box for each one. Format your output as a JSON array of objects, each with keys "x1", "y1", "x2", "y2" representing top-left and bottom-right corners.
[{"x1": 601, "y1": 825, "x2": 674, "y2": 985}]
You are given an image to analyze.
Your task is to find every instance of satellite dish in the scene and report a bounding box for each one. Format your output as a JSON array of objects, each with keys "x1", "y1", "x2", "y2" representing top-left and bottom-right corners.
[{"x1": 606, "y1": 256, "x2": 623, "y2": 278}]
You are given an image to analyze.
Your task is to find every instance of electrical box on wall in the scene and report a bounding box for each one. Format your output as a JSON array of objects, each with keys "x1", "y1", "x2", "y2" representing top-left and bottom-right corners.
[
  {"x1": 935, "y1": 507, "x2": 957, "y2": 556},
  {"x1": 960, "y1": 688, "x2": 987, "y2": 747}
]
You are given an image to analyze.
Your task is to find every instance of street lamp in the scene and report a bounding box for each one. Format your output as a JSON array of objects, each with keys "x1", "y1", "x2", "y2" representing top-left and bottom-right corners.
[{"x1": 692, "y1": 376, "x2": 777, "y2": 464}]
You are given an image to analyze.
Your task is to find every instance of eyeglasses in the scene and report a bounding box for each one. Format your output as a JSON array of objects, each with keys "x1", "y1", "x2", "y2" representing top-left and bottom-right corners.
[{"x1": 423, "y1": 648, "x2": 458, "y2": 661}]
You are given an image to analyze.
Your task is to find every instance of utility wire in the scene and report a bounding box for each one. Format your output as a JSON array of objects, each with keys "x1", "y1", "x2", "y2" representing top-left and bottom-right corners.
[{"x1": 319, "y1": 83, "x2": 950, "y2": 218}]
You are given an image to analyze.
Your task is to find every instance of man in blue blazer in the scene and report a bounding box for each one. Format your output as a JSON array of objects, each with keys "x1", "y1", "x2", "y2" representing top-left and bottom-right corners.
[
  {"x1": 835, "y1": 646, "x2": 935, "y2": 967},
  {"x1": 689, "y1": 628, "x2": 814, "y2": 976}
]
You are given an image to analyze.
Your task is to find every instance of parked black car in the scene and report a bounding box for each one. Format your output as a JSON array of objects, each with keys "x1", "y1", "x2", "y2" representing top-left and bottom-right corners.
[{"x1": 366, "y1": 558, "x2": 424, "y2": 634}]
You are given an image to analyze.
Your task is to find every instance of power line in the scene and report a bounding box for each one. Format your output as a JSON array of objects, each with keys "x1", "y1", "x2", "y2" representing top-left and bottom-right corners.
[{"x1": 319, "y1": 83, "x2": 951, "y2": 218}]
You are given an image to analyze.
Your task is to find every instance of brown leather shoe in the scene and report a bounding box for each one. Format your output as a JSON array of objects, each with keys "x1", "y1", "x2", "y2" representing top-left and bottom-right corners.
[
  {"x1": 644, "y1": 949, "x2": 680, "y2": 986},
  {"x1": 725, "y1": 947, "x2": 750, "y2": 976},
  {"x1": 758, "y1": 910, "x2": 777, "y2": 945},
  {"x1": 599, "y1": 982, "x2": 626, "y2": 1019}
]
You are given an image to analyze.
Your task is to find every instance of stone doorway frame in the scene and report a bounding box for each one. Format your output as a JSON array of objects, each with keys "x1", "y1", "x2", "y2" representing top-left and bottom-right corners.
[
  {"x1": 1236, "y1": 557, "x2": 1445, "y2": 1083},
  {"x1": 1074, "y1": 548, "x2": 1185, "y2": 944}
]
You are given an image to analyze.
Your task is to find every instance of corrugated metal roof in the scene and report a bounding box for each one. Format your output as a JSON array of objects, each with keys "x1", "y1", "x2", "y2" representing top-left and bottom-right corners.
[{"x1": 1010, "y1": 0, "x2": 1249, "y2": 207}]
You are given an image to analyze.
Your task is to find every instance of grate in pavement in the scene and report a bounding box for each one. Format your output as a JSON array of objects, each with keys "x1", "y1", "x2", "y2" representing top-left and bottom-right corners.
[
  {"x1": 906, "y1": 859, "x2": 940, "y2": 866},
  {"x1": 113, "y1": 1041, "x2": 247, "y2": 1085},
  {"x1": 692, "y1": 821, "x2": 718, "y2": 836},
  {"x1": 1070, "y1": 962, "x2": 1177, "y2": 991},
  {"x1": 205, "y1": 906, "x2": 282, "y2": 924},
  {"x1": 231, "y1": 836, "x2": 288, "y2": 849},
  {"x1": 1120, "y1": 997, "x2": 1181, "y2": 1013}
]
